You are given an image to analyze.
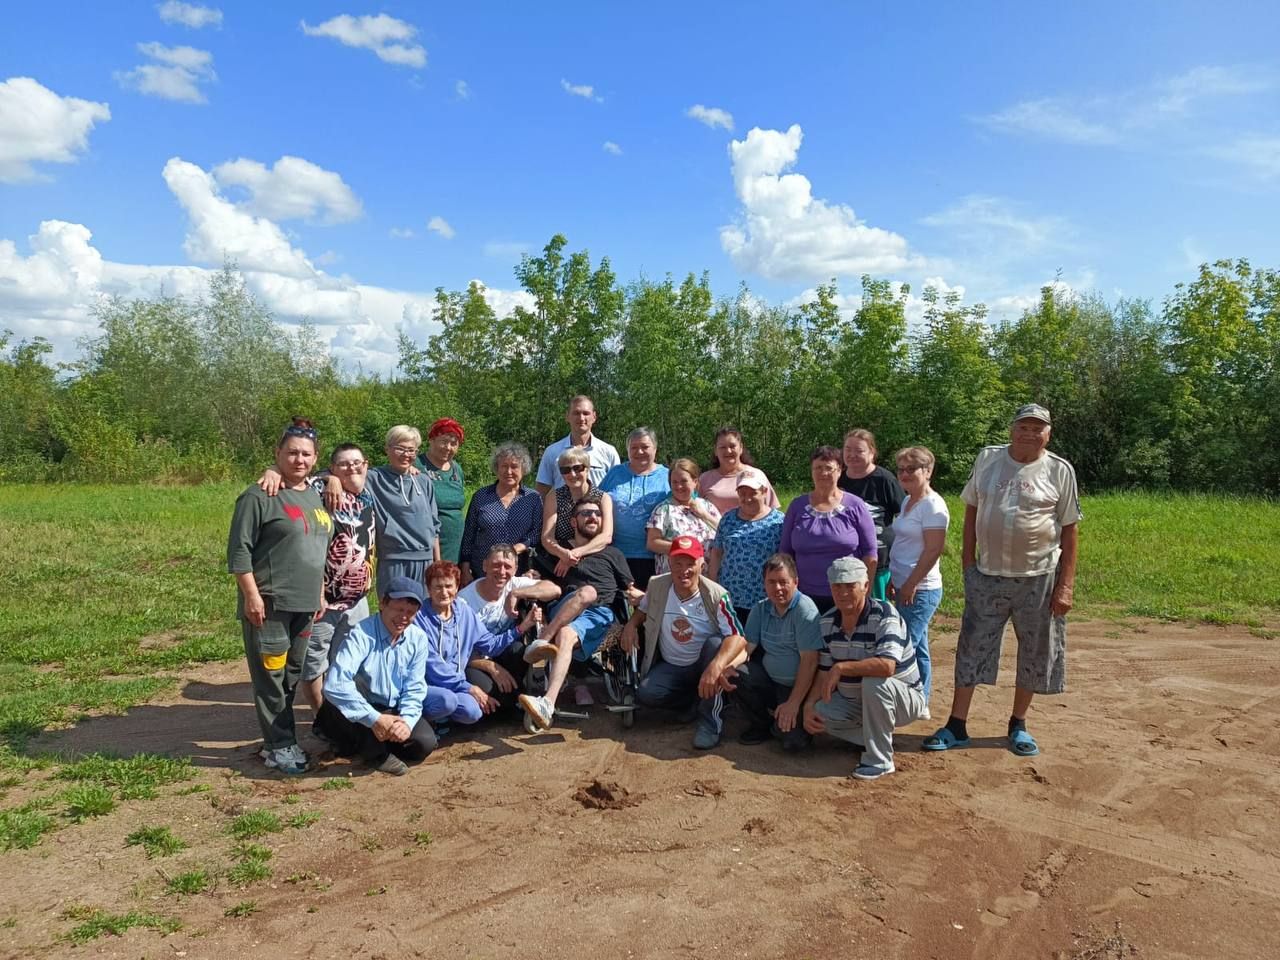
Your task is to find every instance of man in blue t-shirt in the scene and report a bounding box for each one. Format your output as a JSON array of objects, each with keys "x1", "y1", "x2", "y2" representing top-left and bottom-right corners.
[{"x1": 732, "y1": 554, "x2": 824, "y2": 752}]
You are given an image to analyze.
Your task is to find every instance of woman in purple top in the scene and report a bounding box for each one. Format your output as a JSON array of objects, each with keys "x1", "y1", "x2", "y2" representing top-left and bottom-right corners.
[{"x1": 779, "y1": 446, "x2": 878, "y2": 613}]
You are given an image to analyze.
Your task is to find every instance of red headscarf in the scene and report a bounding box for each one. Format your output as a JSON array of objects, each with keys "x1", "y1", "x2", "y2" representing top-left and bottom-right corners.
[{"x1": 428, "y1": 417, "x2": 465, "y2": 443}]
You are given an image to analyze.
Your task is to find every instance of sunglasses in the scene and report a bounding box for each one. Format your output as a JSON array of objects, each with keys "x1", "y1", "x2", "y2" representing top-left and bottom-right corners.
[
  {"x1": 574, "y1": 509, "x2": 602, "y2": 519},
  {"x1": 560, "y1": 464, "x2": 588, "y2": 475}
]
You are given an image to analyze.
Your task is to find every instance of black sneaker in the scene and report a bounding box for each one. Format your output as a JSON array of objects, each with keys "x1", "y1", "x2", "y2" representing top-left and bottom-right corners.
[{"x1": 738, "y1": 726, "x2": 771, "y2": 745}]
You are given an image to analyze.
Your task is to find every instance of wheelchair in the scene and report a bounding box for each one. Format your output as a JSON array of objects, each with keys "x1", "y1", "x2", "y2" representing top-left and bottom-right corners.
[{"x1": 516, "y1": 593, "x2": 640, "y2": 733}]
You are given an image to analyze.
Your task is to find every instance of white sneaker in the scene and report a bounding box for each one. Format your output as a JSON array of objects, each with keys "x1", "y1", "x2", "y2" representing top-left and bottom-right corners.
[
  {"x1": 261, "y1": 744, "x2": 308, "y2": 775},
  {"x1": 518, "y1": 694, "x2": 554, "y2": 730},
  {"x1": 920, "y1": 705, "x2": 932, "y2": 721},
  {"x1": 523, "y1": 638, "x2": 559, "y2": 665}
]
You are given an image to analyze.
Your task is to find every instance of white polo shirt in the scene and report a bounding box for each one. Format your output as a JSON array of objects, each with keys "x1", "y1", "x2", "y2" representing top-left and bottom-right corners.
[{"x1": 535, "y1": 434, "x2": 621, "y2": 489}]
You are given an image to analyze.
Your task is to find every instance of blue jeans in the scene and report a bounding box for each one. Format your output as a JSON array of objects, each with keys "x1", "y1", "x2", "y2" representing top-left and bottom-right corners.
[{"x1": 896, "y1": 586, "x2": 942, "y2": 702}]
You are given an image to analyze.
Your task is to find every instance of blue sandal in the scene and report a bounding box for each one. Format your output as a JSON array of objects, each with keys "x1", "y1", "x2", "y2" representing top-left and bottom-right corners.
[
  {"x1": 1008, "y1": 728, "x2": 1040, "y2": 757},
  {"x1": 922, "y1": 727, "x2": 971, "y2": 751}
]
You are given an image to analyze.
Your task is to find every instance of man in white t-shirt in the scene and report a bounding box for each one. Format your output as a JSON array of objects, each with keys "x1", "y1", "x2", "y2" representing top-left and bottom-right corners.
[
  {"x1": 456, "y1": 544, "x2": 561, "y2": 633},
  {"x1": 535, "y1": 395, "x2": 621, "y2": 494},
  {"x1": 621, "y1": 536, "x2": 747, "y2": 750},
  {"x1": 924, "y1": 404, "x2": 1082, "y2": 759}
]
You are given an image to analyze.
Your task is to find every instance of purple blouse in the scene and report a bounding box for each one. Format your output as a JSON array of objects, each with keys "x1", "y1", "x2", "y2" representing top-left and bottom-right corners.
[{"x1": 779, "y1": 492, "x2": 878, "y2": 598}]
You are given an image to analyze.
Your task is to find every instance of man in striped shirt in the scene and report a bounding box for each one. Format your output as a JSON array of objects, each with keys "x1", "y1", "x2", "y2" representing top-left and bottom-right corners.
[{"x1": 805, "y1": 556, "x2": 926, "y2": 780}]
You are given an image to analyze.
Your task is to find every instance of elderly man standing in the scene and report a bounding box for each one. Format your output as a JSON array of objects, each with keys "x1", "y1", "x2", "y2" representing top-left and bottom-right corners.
[
  {"x1": 804, "y1": 557, "x2": 926, "y2": 780},
  {"x1": 621, "y1": 536, "x2": 747, "y2": 750},
  {"x1": 924, "y1": 403, "x2": 1082, "y2": 758},
  {"x1": 535, "y1": 395, "x2": 621, "y2": 494},
  {"x1": 315, "y1": 576, "x2": 436, "y2": 776}
]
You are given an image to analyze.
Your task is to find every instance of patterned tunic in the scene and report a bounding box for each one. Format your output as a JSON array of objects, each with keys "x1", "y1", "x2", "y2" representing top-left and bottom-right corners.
[
  {"x1": 647, "y1": 496, "x2": 722, "y2": 575},
  {"x1": 711, "y1": 507, "x2": 785, "y2": 610}
]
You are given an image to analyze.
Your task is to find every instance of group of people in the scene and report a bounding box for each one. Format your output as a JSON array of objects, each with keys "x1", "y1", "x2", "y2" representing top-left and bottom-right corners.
[{"x1": 228, "y1": 397, "x2": 1080, "y2": 781}]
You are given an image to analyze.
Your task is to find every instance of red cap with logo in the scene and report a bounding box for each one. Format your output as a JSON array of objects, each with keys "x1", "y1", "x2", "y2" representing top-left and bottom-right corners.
[{"x1": 668, "y1": 535, "x2": 704, "y2": 560}]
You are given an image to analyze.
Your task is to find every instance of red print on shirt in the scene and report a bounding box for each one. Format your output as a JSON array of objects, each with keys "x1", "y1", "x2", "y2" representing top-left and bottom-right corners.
[{"x1": 283, "y1": 504, "x2": 309, "y2": 533}]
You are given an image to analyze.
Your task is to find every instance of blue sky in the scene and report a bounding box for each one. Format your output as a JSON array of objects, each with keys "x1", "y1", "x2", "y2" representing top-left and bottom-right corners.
[{"x1": 3, "y1": 1, "x2": 1278, "y2": 371}]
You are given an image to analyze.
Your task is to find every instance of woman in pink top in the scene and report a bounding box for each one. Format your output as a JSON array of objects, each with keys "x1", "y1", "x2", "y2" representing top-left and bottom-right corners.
[{"x1": 697, "y1": 427, "x2": 781, "y2": 515}]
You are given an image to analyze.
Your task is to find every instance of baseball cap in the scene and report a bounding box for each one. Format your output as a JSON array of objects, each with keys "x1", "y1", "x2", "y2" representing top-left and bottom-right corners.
[
  {"x1": 734, "y1": 468, "x2": 768, "y2": 492},
  {"x1": 827, "y1": 556, "x2": 869, "y2": 585},
  {"x1": 668, "y1": 535, "x2": 705, "y2": 561},
  {"x1": 1012, "y1": 403, "x2": 1052, "y2": 425},
  {"x1": 382, "y1": 576, "x2": 426, "y2": 605}
]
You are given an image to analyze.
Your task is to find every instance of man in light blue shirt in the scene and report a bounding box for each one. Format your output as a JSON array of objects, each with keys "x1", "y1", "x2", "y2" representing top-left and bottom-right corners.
[
  {"x1": 316, "y1": 576, "x2": 436, "y2": 776},
  {"x1": 535, "y1": 395, "x2": 621, "y2": 494},
  {"x1": 732, "y1": 554, "x2": 824, "y2": 752}
]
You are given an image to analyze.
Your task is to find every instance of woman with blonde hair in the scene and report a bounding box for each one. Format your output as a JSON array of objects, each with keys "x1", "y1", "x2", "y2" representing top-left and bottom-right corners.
[
  {"x1": 539, "y1": 446, "x2": 615, "y2": 578},
  {"x1": 647, "y1": 457, "x2": 722, "y2": 575}
]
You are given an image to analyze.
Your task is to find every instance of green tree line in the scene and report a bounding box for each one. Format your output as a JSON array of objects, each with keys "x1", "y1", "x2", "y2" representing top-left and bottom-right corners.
[{"x1": 2, "y1": 236, "x2": 1277, "y2": 493}]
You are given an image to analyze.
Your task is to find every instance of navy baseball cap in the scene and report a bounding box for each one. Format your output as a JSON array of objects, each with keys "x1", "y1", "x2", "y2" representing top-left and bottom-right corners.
[{"x1": 382, "y1": 576, "x2": 425, "y2": 605}]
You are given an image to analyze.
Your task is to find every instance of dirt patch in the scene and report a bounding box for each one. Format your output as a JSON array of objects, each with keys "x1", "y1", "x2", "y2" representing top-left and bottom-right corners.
[
  {"x1": 572, "y1": 778, "x2": 640, "y2": 809},
  {"x1": 5, "y1": 618, "x2": 1280, "y2": 959},
  {"x1": 683, "y1": 778, "x2": 723, "y2": 798}
]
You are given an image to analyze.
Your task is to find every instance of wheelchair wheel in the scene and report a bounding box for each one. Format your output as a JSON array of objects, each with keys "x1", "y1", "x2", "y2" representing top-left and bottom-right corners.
[{"x1": 620, "y1": 693, "x2": 635, "y2": 728}]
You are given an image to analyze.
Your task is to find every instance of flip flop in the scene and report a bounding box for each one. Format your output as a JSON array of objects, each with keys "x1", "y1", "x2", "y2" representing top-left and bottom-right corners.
[
  {"x1": 922, "y1": 727, "x2": 971, "y2": 751},
  {"x1": 1008, "y1": 728, "x2": 1040, "y2": 757}
]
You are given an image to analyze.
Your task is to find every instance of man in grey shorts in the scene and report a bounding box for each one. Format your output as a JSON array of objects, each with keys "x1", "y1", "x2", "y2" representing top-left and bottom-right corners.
[{"x1": 923, "y1": 404, "x2": 1081, "y2": 758}]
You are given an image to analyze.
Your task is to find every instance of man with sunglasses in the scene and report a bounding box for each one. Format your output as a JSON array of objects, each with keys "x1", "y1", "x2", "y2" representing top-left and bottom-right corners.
[
  {"x1": 534, "y1": 395, "x2": 621, "y2": 495},
  {"x1": 519, "y1": 499, "x2": 643, "y2": 729}
]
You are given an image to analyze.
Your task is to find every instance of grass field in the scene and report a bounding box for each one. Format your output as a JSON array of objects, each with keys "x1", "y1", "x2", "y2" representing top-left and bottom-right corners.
[{"x1": 1, "y1": 483, "x2": 1277, "y2": 749}]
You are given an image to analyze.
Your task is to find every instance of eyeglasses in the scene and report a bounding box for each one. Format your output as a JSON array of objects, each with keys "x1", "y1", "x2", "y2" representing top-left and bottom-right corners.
[
  {"x1": 390, "y1": 445, "x2": 419, "y2": 456},
  {"x1": 574, "y1": 509, "x2": 602, "y2": 519},
  {"x1": 333, "y1": 459, "x2": 366, "y2": 469},
  {"x1": 896, "y1": 464, "x2": 924, "y2": 474},
  {"x1": 560, "y1": 464, "x2": 588, "y2": 475}
]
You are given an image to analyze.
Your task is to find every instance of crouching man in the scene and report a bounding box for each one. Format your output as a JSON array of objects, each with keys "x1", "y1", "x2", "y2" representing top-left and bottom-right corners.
[
  {"x1": 315, "y1": 576, "x2": 436, "y2": 776},
  {"x1": 621, "y1": 536, "x2": 747, "y2": 750},
  {"x1": 805, "y1": 557, "x2": 926, "y2": 781},
  {"x1": 733, "y1": 553, "x2": 824, "y2": 752}
]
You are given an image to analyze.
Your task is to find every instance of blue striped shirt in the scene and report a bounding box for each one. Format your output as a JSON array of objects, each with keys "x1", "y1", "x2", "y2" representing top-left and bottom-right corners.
[{"x1": 818, "y1": 598, "x2": 920, "y2": 704}]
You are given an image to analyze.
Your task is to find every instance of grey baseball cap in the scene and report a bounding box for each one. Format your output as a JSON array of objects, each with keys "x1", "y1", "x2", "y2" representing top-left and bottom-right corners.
[
  {"x1": 1012, "y1": 403, "x2": 1052, "y2": 424},
  {"x1": 827, "y1": 556, "x2": 869, "y2": 585}
]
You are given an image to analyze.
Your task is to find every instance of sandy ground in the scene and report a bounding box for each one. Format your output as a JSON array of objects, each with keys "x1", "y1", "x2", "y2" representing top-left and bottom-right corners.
[{"x1": 4, "y1": 617, "x2": 1279, "y2": 959}]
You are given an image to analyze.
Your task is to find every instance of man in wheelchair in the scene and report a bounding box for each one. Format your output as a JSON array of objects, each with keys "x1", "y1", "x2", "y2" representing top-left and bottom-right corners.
[
  {"x1": 518, "y1": 499, "x2": 644, "y2": 730},
  {"x1": 620, "y1": 536, "x2": 748, "y2": 750}
]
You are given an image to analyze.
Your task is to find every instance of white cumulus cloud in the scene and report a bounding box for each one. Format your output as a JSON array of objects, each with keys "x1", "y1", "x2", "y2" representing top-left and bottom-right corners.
[
  {"x1": 455, "y1": 80, "x2": 470, "y2": 100},
  {"x1": 686, "y1": 104, "x2": 734, "y2": 131},
  {"x1": 212, "y1": 156, "x2": 363, "y2": 224},
  {"x1": 157, "y1": 1, "x2": 222, "y2": 29},
  {"x1": 0, "y1": 77, "x2": 111, "y2": 183},
  {"x1": 561, "y1": 79, "x2": 602, "y2": 102},
  {"x1": 427, "y1": 216, "x2": 455, "y2": 239},
  {"x1": 116, "y1": 42, "x2": 216, "y2": 103},
  {"x1": 301, "y1": 14, "x2": 426, "y2": 68},
  {"x1": 720, "y1": 124, "x2": 918, "y2": 282},
  {"x1": 602, "y1": 141, "x2": 622, "y2": 155},
  {"x1": 0, "y1": 160, "x2": 535, "y2": 373}
]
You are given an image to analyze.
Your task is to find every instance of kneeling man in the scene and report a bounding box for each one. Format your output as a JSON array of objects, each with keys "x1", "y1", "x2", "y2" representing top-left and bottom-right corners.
[
  {"x1": 519, "y1": 499, "x2": 644, "y2": 729},
  {"x1": 733, "y1": 553, "x2": 824, "y2": 752},
  {"x1": 805, "y1": 557, "x2": 926, "y2": 781},
  {"x1": 621, "y1": 536, "x2": 747, "y2": 750},
  {"x1": 315, "y1": 576, "x2": 436, "y2": 776}
]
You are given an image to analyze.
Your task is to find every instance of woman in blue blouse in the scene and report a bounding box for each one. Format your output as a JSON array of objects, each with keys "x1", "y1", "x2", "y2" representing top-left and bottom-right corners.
[
  {"x1": 459, "y1": 442, "x2": 543, "y2": 584},
  {"x1": 706, "y1": 468, "x2": 785, "y2": 624},
  {"x1": 599, "y1": 426, "x2": 669, "y2": 590}
]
